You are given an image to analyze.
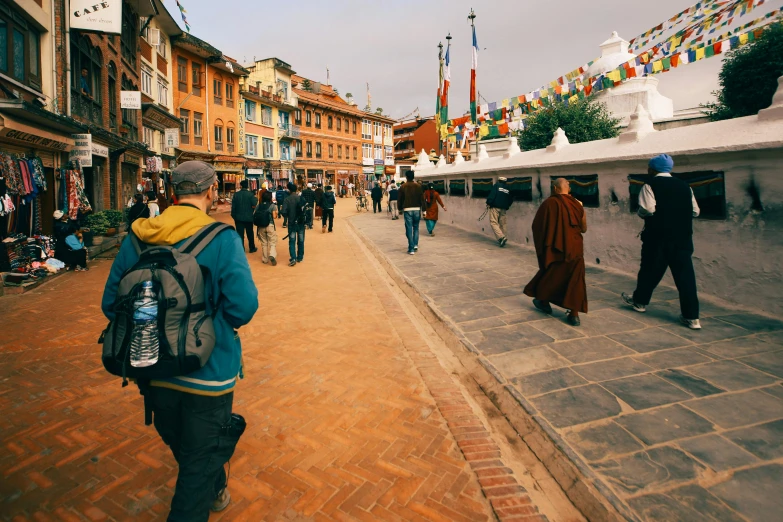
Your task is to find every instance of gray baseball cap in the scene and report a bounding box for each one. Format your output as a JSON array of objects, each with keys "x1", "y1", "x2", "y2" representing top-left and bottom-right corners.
[{"x1": 171, "y1": 161, "x2": 217, "y2": 195}]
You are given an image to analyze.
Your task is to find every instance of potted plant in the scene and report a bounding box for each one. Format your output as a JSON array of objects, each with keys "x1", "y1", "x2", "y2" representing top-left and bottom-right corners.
[
  {"x1": 84, "y1": 212, "x2": 109, "y2": 237},
  {"x1": 102, "y1": 209, "x2": 125, "y2": 236}
]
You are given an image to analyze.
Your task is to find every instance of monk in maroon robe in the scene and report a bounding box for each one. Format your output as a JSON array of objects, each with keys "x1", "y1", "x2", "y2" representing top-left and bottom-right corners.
[{"x1": 524, "y1": 178, "x2": 588, "y2": 326}]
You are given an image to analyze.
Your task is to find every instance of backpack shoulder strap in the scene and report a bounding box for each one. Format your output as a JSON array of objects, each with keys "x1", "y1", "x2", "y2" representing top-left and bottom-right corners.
[
  {"x1": 130, "y1": 232, "x2": 147, "y2": 255},
  {"x1": 179, "y1": 222, "x2": 233, "y2": 258}
]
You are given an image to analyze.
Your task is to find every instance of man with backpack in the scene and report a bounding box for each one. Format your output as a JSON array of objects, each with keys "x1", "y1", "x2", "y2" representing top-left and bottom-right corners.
[
  {"x1": 301, "y1": 182, "x2": 316, "y2": 230},
  {"x1": 254, "y1": 191, "x2": 278, "y2": 265},
  {"x1": 282, "y1": 182, "x2": 307, "y2": 266},
  {"x1": 100, "y1": 161, "x2": 258, "y2": 521},
  {"x1": 231, "y1": 180, "x2": 257, "y2": 253},
  {"x1": 486, "y1": 176, "x2": 514, "y2": 247},
  {"x1": 321, "y1": 185, "x2": 337, "y2": 233}
]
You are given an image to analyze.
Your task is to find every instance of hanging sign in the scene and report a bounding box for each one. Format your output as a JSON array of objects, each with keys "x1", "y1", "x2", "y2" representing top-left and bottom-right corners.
[
  {"x1": 164, "y1": 128, "x2": 180, "y2": 148},
  {"x1": 120, "y1": 91, "x2": 142, "y2": 109},
  {"x1": 70, "y1": 0, "x2": 123, "y2": 35},
  {"x1": 91, "y1": 142, "x2": 109, "y2": 157},
  {"x1": 69, "y1": 134, "x2": 93, "y2": 167}
]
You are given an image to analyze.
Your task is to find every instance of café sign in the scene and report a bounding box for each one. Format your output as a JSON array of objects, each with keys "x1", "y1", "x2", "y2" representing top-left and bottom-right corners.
[{"x1": 70, "y1": 1, "x2": 123, "y2": 35}]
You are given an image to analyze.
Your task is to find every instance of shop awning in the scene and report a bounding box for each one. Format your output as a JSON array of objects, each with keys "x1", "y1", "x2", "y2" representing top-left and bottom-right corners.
[{"x1": 142, "y1": 103, "x2": 181, "y2": 130}]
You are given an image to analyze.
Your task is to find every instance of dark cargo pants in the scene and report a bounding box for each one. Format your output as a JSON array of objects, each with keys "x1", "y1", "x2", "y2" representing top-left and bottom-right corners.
[{"x1": 148, "y1": 387, "x2": 239, "y2": 522}]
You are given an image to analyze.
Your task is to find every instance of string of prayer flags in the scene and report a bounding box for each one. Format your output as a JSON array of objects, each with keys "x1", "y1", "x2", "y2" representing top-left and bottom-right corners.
[{"x1": 175, "y1": 0, "x2": 190, "y2": 32}]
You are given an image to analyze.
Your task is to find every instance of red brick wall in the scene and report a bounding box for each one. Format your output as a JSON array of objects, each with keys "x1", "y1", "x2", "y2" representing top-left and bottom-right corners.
[
  {"x1": 297, "y1": 100, "x2": 362, "y2": 174},
  {"x1": 157, "y1": 54, "x2": 168, "y2": 76}
]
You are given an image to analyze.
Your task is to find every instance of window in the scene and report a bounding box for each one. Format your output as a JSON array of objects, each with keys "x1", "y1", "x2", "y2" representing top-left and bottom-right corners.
[
  {"x1": 449, "y1": 179, "x2": 467, "y2": 197},
  {"x1": 353, "y1": 121, "x2": 357, "y2": 134},
  {"x1": 336, "y1": 118, "x2": 341, "y2": 131},
  {"x1": 121, "y1": 75, "x2": 138, "y2": 140},
  {"x1": 246, "y1": 135, "x2": 258, "y2": 157},
  {"x1": 108, "y1": 62, "x2": 117, "y2": 128},
  {"x1": 551, "y1": 175, "x2": 599, "y2": 207},
  {"x1": 180, "y1": 108, "x2": 190, "y2": 144},
  {"x1": 362, "y1": 119, "x2": 371, "y2": 139},
  {"x1": 472, "y1": 178, "x2": 493, "y2": 199},
  {"x1": 373, "y1": 122, "x2": 381, "y2": 139},
  {"x1": 328, "y1": 144, "x2": 334, "y2": 158},
  {"x1": 225, "y1": 82, "x2": 234, "y2": 108},
  {"x1": 385, "y1": 145, "x2": 393, "y2": 161},
  {"x1": 296, "y1": 141, "x2": 302, "y2": 158},
  {"x1": 214, "y1": 123, "x2": 223, "y2": 151},
  {"x1": 345, "y1": 118, "x2": 350, "y2": 134},
  {"x1": 157, "y1": 77, "x2": 168, "y2": 106},
  {"x1": 337, "y1": 145, "x2": 342, "y2": 159},
  {"x1": 262, "y1": 138, "x2": 274, "y2": 158},
  {"x1": 305, "y1": 110, "x2": 312, "y2": 127},
  {"x1": 384, "y1": 123, "x2": 392, "y2": 139},
  {"x1": 277, "y1": 79, "x2": 288, "y2": 100},
  {"x1": 193, "y1": 112, "x2": 203, "y2": 146},
  {"x1": 315, "y1": 142, "x2": 322, "y2": 158},
  {"x1": 141, "y1": 66, "x2": 153, "y2": 96},
  {"x1": 159, "y1": 37, "x2": 167, "y2": 59},
  {"x1": 245, "y1": 100, "x2": 256, "y2": 121},
  {"x1": 295, "y1": 109, "x2": 302, "y2": 125},
  {"x1": 213, "y1": 76, "x2": 223, "y2": 105},
  {"x1": 374, "y1": 144, "x2": 382, "y2": 160},
  {"x1": 159, "y1": 131, "x2": 167, "y2": 153},
  {"x1": 306, "y1": 141, "x2": 312, "y2": 158},
  {"x1": 280, "y1": 142, "x2": 291, "y2": 160},
  {"x1": 191, "y1": 62, "x2": 201, "y2": 96},
  {"x1": 0, "y1": 7, "x2": 41, "y2": 91},
  {"x1": 143, "y1": 126, "x2": 154, "y2": 148},
  {"x1": 628, "y1": 171, "x2": 726, "y2": 219},
  {"x1": 429, "y1": 180, "x2": 447, "y2": 194},
  {"x1": 353, "y1": 147, "x2": 357, "y2": 160},
  {"x1": 328, "y1": 115, "x2": 333, "y2": 129},
  {"x1": 261, "y1": 106, "x2": 272, "y2": 126},
  {"x1": 315, "y1": 113, "x2": 321, "y2": 129},
  {"x1": 70, "y1": 36, "x2": 102, "y2": 124},
  {"x1": 177, "y1": 57, "x2": 188, "y2": 92},
  {"x1": 362, "y1": 143, "x2": 371, "y2": 159},
  {"x1": 140, "y1": 17, "x2": 149, "y2": 40},
  {"x1": 121, "y1": 6, "x2": 137, "y2": 67},
  {"x1": 508, "y1": 177, "x2": 533, "y2": 201},
  {"x1": 226, "y1": 125, "x2": 235, "y2": 152}
]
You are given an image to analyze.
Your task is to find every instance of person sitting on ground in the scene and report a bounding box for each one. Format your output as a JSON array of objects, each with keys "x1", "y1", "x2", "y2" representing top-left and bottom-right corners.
[{"x1": 53, "y1": 210, "x2": 89, "y2": 271}]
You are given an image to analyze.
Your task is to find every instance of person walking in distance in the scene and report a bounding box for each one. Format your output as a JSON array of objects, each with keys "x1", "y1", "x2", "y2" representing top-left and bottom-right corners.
[
  {"x1": 314, "y1": 183, "x2": 324, "y2": 224},
  {"x1": 275, "y1": 184, "x2": 289, "y2": 228},
  {"x1": 371, "y1": 182, "x2": 383, "y2": 213},
  {"x1": 282, "y1": 182, "x2": 306, "y2": 266},
  {"x1": 486, "y1": 176, "x2": 513, "y2": 247},
  {"x1": 423, "y1": 183, "x2": 446, "y2": 236},
  {"x1": 101, "y1": 161, "x2": 259, "y2": 520},
  {"x1": 397, "y1": 170, "x2": 425, "y2": 255},
  {"x1": 321, "y1": 185, "x2": 337, "y2": 233},
  {"x1": 231, "y1": 180, "x2": 257, "y2": 253},
  {"x1": 388, "y1": 183, "x2": 399, "y2": 220},
  {"x1": 301, "y1": 182, "x2": 316, "y2": 229},
  {"x1": 622, "y1": 154, "x2": 702, "y2": 329},
  {"x1": 524, "y1": 178, "x2": 588, "y2": 326},
  {"x1": 254, "y1": 191, "x2": 278, "y2": 265}
]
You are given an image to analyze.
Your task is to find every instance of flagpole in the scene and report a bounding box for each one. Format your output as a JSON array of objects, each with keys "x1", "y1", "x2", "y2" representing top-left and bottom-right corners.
[
  {"x1": 469, "y1": 6, "x2": 478, "y2": 145},
  {"x1": 444, "y1": 33, "x2": 451, "y2": 163},
  {"x1": 437, "y1": 41, "x2": 443, "y2": 158}
]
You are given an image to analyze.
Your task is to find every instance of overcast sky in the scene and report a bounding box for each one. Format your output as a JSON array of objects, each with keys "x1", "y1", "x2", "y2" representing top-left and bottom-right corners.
[{"x1": 166, "y1": 0, "x2": 783, "y2": 119}]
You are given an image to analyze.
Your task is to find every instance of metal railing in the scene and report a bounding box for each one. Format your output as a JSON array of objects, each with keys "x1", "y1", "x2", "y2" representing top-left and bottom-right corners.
[
  {"x1": 278, "y1": 123, "x2": 300, "y2": 138},
  {"x1": 71, "y1": 92, "x2": 103, "y2": 126}
]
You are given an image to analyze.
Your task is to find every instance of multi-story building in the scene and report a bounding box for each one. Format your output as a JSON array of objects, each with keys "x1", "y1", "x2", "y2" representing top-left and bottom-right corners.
[
  {"x1": 241, "y1": 58, "x2": 299, "y2": 187},
  {"x1": 172, "y1": 33, "x2": 246, "y2": 195},
  {"x1": 393, "y1": 115, "x2": 471, "y2": 175}
]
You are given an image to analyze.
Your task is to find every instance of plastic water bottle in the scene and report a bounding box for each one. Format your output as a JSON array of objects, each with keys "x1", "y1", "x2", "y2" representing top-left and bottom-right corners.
[{"x1": 130, "y1": 281, "x2": 159, "y2": 368}]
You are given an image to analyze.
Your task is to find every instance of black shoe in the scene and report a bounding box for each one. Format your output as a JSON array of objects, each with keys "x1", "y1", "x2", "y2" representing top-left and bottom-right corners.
[
  {"x1": 499, "y1": 237, "x2": 508, "y2": 247},
  {"x1": 566, "y1": 315, "x2": 581, "y2": 326},
  {"x1": 288, "y1": 259, "x2": 296, "y2": 267},
  {"x1": 533, "y1": 299, "x2": 553, "y2": 314},
  {"x1": 270, "y1": 257, "x2": 277, "y2": 266},
  {"x1": 297, "y1": 258, "x2": 303, "y2": 263}
]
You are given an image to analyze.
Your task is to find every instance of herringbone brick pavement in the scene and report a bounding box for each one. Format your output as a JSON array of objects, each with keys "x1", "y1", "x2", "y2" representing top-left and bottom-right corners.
[{"x1": 0, "y1": 206, "x2": 553, "y2": 521}]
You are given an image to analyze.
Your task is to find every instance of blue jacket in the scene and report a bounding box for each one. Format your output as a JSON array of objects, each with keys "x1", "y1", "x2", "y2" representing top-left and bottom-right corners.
[{"x1": 101, "y1": 206, "x2": 258, "y2": 396}]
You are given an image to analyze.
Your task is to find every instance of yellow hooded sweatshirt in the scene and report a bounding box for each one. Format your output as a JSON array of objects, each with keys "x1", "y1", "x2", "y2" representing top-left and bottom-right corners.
[{"x1": 131, "y1": 205, "x2": 215, "y2": 246}]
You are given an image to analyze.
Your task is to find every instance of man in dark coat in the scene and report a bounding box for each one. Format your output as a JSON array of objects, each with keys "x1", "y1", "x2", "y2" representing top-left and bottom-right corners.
[
  {"x1": 275, "y1": 185, "x2": 289, "y2": 227},
  {"x1": 397, "y1": 171, "x2": 425, "y2": 255},
  {"x1": 622, "y1": 154, "x2": 702, "y2": 330},
  {"x1": 231, "y1": 180, "x2": 257, "y2": 253},
  {"x1": 524, "y1": 178, "x2": 587, "y2": 326},
  {"x1": 300, "y1": 183, "x2": 316, "y2": 229},
  {"x1": 371, "y1": 182, "x2": 383, "y2": 213}
]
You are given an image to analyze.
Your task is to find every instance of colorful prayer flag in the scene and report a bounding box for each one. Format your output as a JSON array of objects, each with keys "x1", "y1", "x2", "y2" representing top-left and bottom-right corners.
[
  {"x1": 440, "y1": 41, "x2": 450, "y2": 125},
  {"x1": 470, "y1": 22, "x2": 478, "y2": 125}
]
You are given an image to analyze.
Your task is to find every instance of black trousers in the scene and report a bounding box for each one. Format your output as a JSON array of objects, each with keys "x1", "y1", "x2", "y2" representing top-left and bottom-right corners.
[
  {"x1": 149, "y1": 388, "x2": 238, "y2": 522},
  {"x1": 322, "y1": 209, "x2": 334, "y2": 231},
  {"x1": 373, "y1": 199, "x2": 382, "y2": 213},
  {"x1": 234, "y1": 220, "x2": 255, "y2": 251},
  {"x1": 633, "y1": 240, "x2": 699, "y2": 320}
]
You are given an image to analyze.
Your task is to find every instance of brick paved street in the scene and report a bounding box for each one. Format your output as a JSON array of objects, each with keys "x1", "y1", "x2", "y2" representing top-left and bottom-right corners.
[
  {"x1": 352, "y1": 211, "x2": 783, "y2": 522},
  {"x1": 0, "y1": 206, "x2": 581, "y2": 521}
]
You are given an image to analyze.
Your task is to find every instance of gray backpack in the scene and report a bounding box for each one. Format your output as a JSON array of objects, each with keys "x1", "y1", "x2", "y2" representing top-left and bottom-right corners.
[{"x1": 101, "y1": 222, "x2": 231, "y2": 386}]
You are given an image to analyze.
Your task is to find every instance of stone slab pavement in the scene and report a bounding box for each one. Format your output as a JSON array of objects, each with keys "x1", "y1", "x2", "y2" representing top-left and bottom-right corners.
[
  {"x1": 351, "y1": 210, "x2": 783, "y2": 522},
  {"x1": 0, "y1": 206, "x2": 582, "y2": 521}
]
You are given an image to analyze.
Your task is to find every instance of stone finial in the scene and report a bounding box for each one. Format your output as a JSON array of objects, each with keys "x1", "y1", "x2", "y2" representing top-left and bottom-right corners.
[
  {"x1": 436, "y1": 154, "x2": 446, "y2": 167},
  {"x1": 415, "y1": 149, "x2": 432, "y2": 168},
  {"x1": 546, "y1": 128, "x2": 570, "y2": 152},
  {"x1": 619, "y1": 104, "x2": 656, "y2": 142},
  {"x1": 759, "y1": 76, "x2": 783, "y2": 121},
  {"x1": 474, "y1": 144, "x2": 489, "y2": 162},
  {"x1": 503, "y1": 138, "x2": 521, "y2": 159},
  {"x1": 454, "y1": 150, "x2": 465, "y2": 164}
]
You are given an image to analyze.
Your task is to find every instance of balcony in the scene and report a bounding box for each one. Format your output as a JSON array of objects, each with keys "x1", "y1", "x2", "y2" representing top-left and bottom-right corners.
[
  {"x1": 278, "y1": 123, "x2": 300, "y2": 139},
  {"x1": 215, "y1": 142, "x2": 223, "y2": 151},
  {"x1": 71, "y1": 92, "x2": 103, "y2": 126}
]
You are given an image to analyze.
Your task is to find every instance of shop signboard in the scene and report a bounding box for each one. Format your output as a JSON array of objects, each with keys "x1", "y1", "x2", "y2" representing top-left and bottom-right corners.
[
  {"x1": 374, "y1": 165, "x2": 384, "y2": 175},
  {"x1": 69, "y1": 133, "x2": 92, "y2": 167},
  {"x1": 164, "y1": 128, "x2": 179, "y2": 148},
  {"x1": 362, "y1": 167, "x2": 374, "y2": 174},
  {"x1": 91, "y1": 142, "x2": 108, "y2": 158},
  {"x1": 120, "y1": 91, "x2": 141, "y2": 110},
  {"x1": 0, "y1": 128, "x2": 70, "y2": 151},
  {"x1": 362, "y1": 158, "x2": 374, "y2": 166},
  {"x1": 70, "y1": 0, "x2": 123, "y2": 35},
  {"x1": 246, "y1": 168, "x2": 264, "y2": 176},
  {"x1": 373, "y1": 159, "x2": 383, "y2": 165}
]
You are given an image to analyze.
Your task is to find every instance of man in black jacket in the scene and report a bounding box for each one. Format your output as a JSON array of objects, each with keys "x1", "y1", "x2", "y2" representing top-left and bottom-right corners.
[
  {"x1": 486, "y1": 176, "x2": 513, "y2": 247},
  {"x1": 301, "y1": 182, "x2": 316, "y2": 229},
  {"x1": 321, "y1": 185, "x2": 337, "y2": 233},
  {"x1": 371, "y1": 182, "x2": 383, "y2": 213},
  {"x1": 622, "y1": 154, "x2": 702, "y2": 330},
  {"x1": 231, "y1": 180, "x2": 257, "y2": 253}
]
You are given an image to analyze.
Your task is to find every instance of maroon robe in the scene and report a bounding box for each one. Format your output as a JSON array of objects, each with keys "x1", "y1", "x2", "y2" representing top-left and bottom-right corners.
[{"x1": 523, "y1": 194, "x2": 588, "y2": 313}]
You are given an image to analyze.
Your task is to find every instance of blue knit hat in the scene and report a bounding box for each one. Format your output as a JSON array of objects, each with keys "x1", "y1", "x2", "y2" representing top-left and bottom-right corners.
[{"x1": 649, "y1": 154, "x2": 674, "y2": 173}]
